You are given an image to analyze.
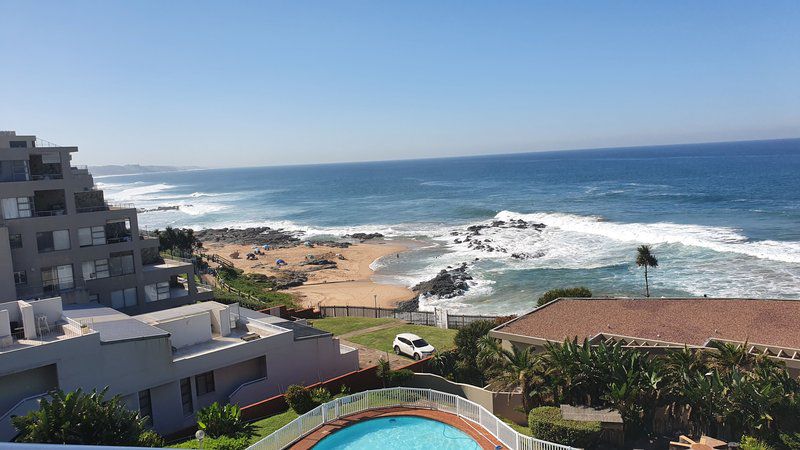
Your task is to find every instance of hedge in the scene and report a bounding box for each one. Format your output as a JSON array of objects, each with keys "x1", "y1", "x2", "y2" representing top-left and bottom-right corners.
[{"x1": 528, "y1": 406, "x2": 601, "y2": 449}]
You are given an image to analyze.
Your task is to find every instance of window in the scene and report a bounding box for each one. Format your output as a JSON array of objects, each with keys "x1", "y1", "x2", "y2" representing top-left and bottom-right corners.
[
  {"x1": 88, "y1": 294, "x2": 99, "y2": 302},
  {"x1": 138, "y1": 389, "x2": 153, "y2": 426},
  {"x1": 41, "y1": 152, "x2": 61, "y2": 164},
  {"x1": 0, "y1": 160, "x2": 29, "y2": 182},
  {"x1": 195, "y1": 371, "x2": 215, "y2": 396},
  {"x1": 2, "y1": 197, "x2": 32, "y2": 219},
  {"x1": 78, "y1": 226, "x2": 106, "y2": 247},
  {"x1": 82, "y1": 258, "x2": 109, "y2": 280},
  {"x1": 9, "y1": 234, "x2": 22, "y2": 249},
  {"x1": 9, "y1": 141, "x2": 27, "y2": 148},
  {"x1": 111, "y1": 288, "x2": 137, "y2": 309},
  {"x1": 145, "y1": 282, "x2": 170, "y2": 302},
  {"x1": 108, "y1": 251, "x2": 135, "y2": 276},
  {"x1": 42, "y1": 264, "x2": 74, "y2": 292},
  {"x1": 180, "y1": 378, "x2": 193, "y2": 415},
  {"x1": 36, "y1": 230, "x2": 70, "y2": 253},
  {"x1": 13, "y1": 271, "x2": 27, "y2": 285}
]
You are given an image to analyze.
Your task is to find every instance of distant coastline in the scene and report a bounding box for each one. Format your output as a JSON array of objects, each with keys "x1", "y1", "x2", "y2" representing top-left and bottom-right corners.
[{"x1": 89, "y1": 164, "x2": 203, "y2": 177}]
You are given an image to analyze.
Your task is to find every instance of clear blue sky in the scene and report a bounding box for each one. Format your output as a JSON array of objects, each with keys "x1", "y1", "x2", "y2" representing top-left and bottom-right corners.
[{"x1": 1, "y1": 1, "x2": 798, "y2": 167}]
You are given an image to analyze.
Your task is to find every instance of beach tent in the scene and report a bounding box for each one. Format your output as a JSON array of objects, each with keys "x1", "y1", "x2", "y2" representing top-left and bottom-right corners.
[{"x1": 275, "y1": 259, "x2": 287, "y2": 266}]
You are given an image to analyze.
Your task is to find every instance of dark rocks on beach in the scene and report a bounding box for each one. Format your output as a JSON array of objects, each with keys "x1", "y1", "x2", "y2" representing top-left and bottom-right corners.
[
  {"x1": 395, "y1": 297, "x2": 420, "y2": 312},
  {"x1": 195, "y1": 227, "x2": 302, "y2": 248},
  {"x1": 347, "y1": 232, "x2": 384, "y2": 241},
  {"x1": 300, "y1": 259, "x2": 337, "y2": 266},
  {"x1": 138, "y1": 205, "x2": 184, "y2": 213},
  {"x1": 412, "y1": 263, "x2": 473, "y2": 299}
]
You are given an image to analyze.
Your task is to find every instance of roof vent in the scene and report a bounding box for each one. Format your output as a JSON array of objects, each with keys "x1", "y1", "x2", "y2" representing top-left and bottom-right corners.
[{"x1": 241, "y1": 332, "x2": 260, "y2": 342}]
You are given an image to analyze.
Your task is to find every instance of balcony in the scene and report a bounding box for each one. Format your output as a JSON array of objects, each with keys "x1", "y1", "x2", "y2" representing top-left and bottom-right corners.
[
  {"x1": 76, "y1": 202, "x2": 135, "y2": 213},
  {"x1": 33, "y1": 189, "x2": 67, "y2": 216}
]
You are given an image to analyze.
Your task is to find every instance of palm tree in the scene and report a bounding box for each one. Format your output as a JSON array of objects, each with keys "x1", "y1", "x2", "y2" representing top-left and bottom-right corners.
[
  {"x1": 636, "y1": 245, "x2": 658, "y2": 297},
  {"x1": 478, "y1": 337, "x2": 541, "y2": 412}
]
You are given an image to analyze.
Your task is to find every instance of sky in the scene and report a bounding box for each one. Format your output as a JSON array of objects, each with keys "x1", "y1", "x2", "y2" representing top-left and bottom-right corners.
[{"x1": 1, "y1": 1, "x2": 799, "y2": 168}]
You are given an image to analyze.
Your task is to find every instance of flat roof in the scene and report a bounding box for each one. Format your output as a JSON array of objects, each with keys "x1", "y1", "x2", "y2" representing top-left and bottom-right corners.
[
  {"x1": 135, "y1": 301, "x2": 228, "y2": 324},
  {"x1": 63, "y1": 304, "x2": 168, "y2": 343},
  {"x1": 493, "y1": 298, "x2": 800, "y2": 350}
]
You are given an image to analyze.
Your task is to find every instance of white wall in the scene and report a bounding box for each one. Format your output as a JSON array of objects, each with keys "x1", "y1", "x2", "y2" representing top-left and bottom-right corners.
[
  {"x1": 30, "y1": 297, "x2": 63, "y2": 326},
  {"x1": 0, "y1": 301, "x2": 21, "y2": 323},
  {"x1": 157, "y1": 312, "x2": 212, "y2": 349}
]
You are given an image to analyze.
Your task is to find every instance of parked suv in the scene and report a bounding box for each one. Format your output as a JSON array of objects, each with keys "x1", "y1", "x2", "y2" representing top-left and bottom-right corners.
[{"x1": 393, "y1": 333, "x2": 436, "y2": 360}]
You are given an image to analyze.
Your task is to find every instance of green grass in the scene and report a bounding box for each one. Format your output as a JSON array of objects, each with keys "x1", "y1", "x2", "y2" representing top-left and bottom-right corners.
[
  {"x1": 348, "y1": 324, "x2": 457, "y2": 356},
  {"x1": 309, "y1": 317, "x2": 402, "y2": 336},
  {"x1": 169, "y1": 409, "x2": 299, "y2": 448},
  {"x1": 214, "y1": 266, "x2": 297, "y2": 309}
]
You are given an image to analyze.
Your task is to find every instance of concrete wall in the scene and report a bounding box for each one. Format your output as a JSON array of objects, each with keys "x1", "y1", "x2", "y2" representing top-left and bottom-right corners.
[
  {"x1": 0, "y1": 310, "x2": 10, "y2": 341},
  {"x1": 157, "y1": 312, "x2": 212, "y2": 349},
  {"x1": 30, "y1": 297, "x2": 63, "y2": 326},
  {"x1": 405, "y1": 373, "x2": 527, "y2": 425},
  {"x1": 0, "y1": 228, "x2": 15, "y2": 302},
  {"x1": 0, "y1": 364, "x2": 58, "y2": 413},
  {"x1": 0, "y1": 301, "x2": 21, "y2": 323}
]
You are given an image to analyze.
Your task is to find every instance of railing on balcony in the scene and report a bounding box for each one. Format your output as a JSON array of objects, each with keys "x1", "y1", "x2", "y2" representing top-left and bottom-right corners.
[
  {"x1": 247, "y1": 387, "x2": 578, "y2": 450},
  {"x1": 76, "y1": 202, "x2": 135, "y2": 213},
  {"x1": 30, "y1": 173, "x2": 64, "y2": 181},
  {"x1": 33, "y1": 208, "x2": 66, "y2": 217},
  {"x1": 33, "y1": 138, "x2": 61, "y2": 148}
]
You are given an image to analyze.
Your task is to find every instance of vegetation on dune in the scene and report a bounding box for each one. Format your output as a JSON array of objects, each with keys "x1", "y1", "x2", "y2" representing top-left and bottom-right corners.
[
  {"x1": 537, "y1": 287, "x2": 592, "y2": 307},
  {"x1": 214, "y1": 266, "x2": 296, "y2": 309},
  {"x1": 12, "y1": 388, "x2": 164, "y2": 447}
]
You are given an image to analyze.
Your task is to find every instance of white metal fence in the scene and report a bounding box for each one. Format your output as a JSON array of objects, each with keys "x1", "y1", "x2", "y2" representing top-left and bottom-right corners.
[{"x1": 246, "y1": 387, "x2": 577, "y2": 450}]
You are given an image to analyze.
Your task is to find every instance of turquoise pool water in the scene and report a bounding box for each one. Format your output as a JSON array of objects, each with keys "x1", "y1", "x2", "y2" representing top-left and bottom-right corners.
[{"x1": 311, "y1": 416, "x2": 481, "y2": 450}]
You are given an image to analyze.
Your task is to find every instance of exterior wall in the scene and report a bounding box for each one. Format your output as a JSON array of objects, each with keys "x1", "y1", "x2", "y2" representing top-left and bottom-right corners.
[
  {"x1": 0, "y1": 228, "x2": 15, "y2": 301},
  {"x1": 0, "y1": 364, "x2": 58, "y2": 413},
  {"x1": 0, "y1": 131, "x2": 207, "y2": 312},
  {"x1": 157, "y1": 312, "x2": 212, "y2": 349}
]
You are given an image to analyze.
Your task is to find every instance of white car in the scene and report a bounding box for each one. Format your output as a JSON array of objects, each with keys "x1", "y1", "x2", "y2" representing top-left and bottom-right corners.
[{"x1": 393, "y1": 333, "x2": 436, "y2": 360}]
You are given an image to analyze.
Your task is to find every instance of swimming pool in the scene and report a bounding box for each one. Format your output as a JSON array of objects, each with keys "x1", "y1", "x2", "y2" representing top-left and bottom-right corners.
[{"x1": 311, "y1": 415, "x2": 481, "y2": 450}]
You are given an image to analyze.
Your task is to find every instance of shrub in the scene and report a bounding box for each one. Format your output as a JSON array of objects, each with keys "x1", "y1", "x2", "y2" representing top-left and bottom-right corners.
[
  {"x1": 388, "y1": 369, "x2": 414, "y2": 386},
  {"x1": 137, "y1": 430, "x2": 165, "y2": 447},
  {"x1": 196, "y1": 402, "x2": 247, "y2": 438},
  {"x1": 285, "y1": 385, "x2": 316, "y2": 414},
  {"x1": 741, "y1": 436, "x2": 776, "y2": 450},
  {"x1": 310, "y1": 387, "x2": 332, "y2": 405},
  {"x1": 528, "y1": 407, "x2": 601, "y2": 449},
  {"x1": 537, "y1": 287, "x2": 592, "y2": 307},
  {"x1": 12, "y1": 388, "x2": 148, "y2": 446},
  {"x1": 377, "y1": 358, "x2": 392, "y2": 387},
  {"x1": 780, "y1": 433, "x2": 800, "y2": 450}
]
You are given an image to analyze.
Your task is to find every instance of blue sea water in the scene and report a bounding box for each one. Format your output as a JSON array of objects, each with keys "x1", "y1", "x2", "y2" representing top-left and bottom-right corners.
[
  {"x1": 99, "y1": 139, "x2": 800, "y2": 314},
  {"x1": 310, "y1": 416, "x2": 480, "y2": 450}
]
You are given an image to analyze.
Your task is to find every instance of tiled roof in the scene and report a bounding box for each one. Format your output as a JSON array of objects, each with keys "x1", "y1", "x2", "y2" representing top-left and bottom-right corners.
[{"x1": 493, "y1": 298, "x2": 800, "y2": 350}]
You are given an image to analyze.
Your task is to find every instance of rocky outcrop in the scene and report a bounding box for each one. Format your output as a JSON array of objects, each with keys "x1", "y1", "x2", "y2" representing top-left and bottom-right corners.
[
  {"x1": 453, "y1": 219, "x2": 546, "y2": 256},
  {"x1": 412, "y1": 263, "x2": 473, "y2": 299},
  {"x1": 195, "y1": 227, "x2": 301, "y2": 247},
  {"x1": 347, "y1": 232, "x2": 384, "y2": 241}
]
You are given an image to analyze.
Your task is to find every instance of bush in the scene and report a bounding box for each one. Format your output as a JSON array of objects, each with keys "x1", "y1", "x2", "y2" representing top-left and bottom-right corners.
[
  {"x1": 388, "y1": 369, "x2": 414, "y2": 386},
  {"x1": 12, "y1": 388, "x2": 148, "y2": 446},
  {"x1": 537, "y1": 287, "x2": 592, "y2": 307},
  {"x1": 741, "y1": 436, "x2": 776, "y2": 450},
  {"x1": 196, "y1": 402, "x2": 247, "y2": 438},
  {"x1": 528, "y1": 407, "x2": 601, "y2": 449},
  {"x1": 172, "y1": 435, "x2": 250, "y2": 450},
  {"x1": 137, "y1": 430, "x2": 165, "y2": 447},
  {"x1": 285, "y1": 385, "x2": 316, "y2": 414},
  {"x1": 780, "y1": 432, "x2": 800, "y2": 449},
  {"x1": 310, "y1": 387, "x2": 332, "y2": 405}
]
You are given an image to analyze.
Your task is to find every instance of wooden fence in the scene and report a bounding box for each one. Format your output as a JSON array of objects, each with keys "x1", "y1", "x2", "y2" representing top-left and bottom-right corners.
[{"x1": 319, "y1": 305, "x2": 500, "y2": 329}]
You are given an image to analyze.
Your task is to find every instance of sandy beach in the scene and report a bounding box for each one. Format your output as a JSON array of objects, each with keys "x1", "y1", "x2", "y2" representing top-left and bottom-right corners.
[{"x1": 202, "y1": 239, "x2": 416, "y2": 308}]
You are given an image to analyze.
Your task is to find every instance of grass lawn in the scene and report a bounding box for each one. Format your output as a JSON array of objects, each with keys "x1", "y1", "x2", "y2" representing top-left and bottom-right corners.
[
  {"x1": 503, "y1": 418, "x2": 532, "y2": 436},
  {"x1": 309, "y1": 317, "x2": 402, "y2": 336},
  {"x1": 348, "y1": 324, "x2": 457, "y2": 355},
  {"x1": 169, "y1": 408, "x2": 299, "y2": 448}
]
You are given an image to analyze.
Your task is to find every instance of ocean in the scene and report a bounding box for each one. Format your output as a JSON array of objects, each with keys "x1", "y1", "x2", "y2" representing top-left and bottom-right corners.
[{"x1": 98, "y1": 139, "x2": 800, "y2": 315}]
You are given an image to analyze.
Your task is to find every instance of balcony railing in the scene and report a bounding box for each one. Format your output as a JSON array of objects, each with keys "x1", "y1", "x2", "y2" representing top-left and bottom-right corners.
[
  {"x1": 76, "y1": 202, "x2": 135, "y2": 213},
  {"x1": 33, "y1": 208, "x2": 66, "y2": 217},
  {"x1": 30, "y1": 173, "x2": 64, "y2": 181}
]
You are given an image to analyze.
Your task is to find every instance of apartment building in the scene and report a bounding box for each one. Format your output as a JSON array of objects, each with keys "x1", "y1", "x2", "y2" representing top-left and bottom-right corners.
[
  {"x1": 0, "y1": 131, "x2": 212, "y2": 313},
  {"x1": 0, "y1": 297, "x2": 359, "y2": 440}
]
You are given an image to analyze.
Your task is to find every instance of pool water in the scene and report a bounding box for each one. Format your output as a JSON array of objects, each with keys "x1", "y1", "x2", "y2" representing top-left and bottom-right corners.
[{"x1": 311, "y1": 415, "x2": 481, "y2": 450}]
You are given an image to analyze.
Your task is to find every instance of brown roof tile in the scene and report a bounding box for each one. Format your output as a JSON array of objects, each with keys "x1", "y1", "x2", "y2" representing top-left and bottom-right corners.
[{"x1": 495, "y1": 298, "x2": 800, "y2": 349}]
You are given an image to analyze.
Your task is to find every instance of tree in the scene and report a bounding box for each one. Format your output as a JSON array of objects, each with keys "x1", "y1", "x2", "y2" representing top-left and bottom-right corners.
[
  {"x1": 12, "y1": 388, "x2": 159, "y2": 446},
  {"x1": 635, "y1": 245, "x2": 658, "y2": 297},
  {"x1": 155, "y1": 226, "x2": 201, "y2": 255},
  {"x1": 479, "y1": 337, "x2": 541, "y2": 412},
  {"x1": 537, "y1": 287, "x2": 592, "y2": 307},
  {"x1": 196, "y1": 402, "x2": 248, "y2": 438}
]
